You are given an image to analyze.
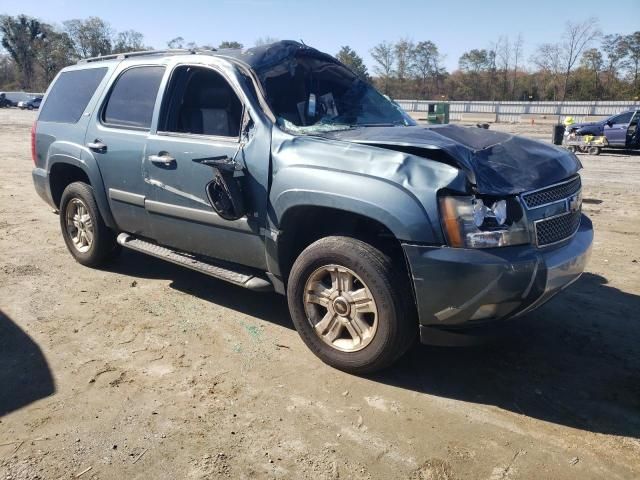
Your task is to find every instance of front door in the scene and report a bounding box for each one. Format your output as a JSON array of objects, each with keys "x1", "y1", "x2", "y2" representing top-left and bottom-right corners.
[
  {"x1": 144, "y1": 64, "x2": 269, "y2": 270},
  {"x1": 85, "y1": 64, "x2": 165, "y2": 235},
  {"x1": 604, "y1": 111, "x2": 635, "y2": 146}
]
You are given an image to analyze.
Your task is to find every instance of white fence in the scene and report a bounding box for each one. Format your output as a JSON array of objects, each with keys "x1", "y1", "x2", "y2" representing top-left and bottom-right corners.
[{"x1": 396, "y1": 100, "x2": 640, "y2": 123}]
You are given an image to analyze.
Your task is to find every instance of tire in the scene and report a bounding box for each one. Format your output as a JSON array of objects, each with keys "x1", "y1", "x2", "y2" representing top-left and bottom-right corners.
[
  {"x1": 287, "y1": 236, "x2": 417, "y2": 374},
  {"x1": 59, "y1": 182, "x2": 120, "y2": 267},
  {"x1": 588, "y1": 146, "x2": 601, "y2": 155},
  {"x1": 567, "y1": 146, "x2": 577, "y2": 153}
]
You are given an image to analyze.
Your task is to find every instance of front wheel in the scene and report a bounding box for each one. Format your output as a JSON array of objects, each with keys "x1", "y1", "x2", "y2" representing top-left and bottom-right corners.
[
  {"x1": 59, "y1": 182, "x2": 120, "y2": 267},
  {"x1": 287, "y1": 236, "x2": 416, "y2": 374}
]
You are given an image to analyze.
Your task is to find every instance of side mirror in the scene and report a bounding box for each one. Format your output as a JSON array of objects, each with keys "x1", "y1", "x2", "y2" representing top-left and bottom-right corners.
[{"x1": 606, "y1": 120, "x2": 613, "y2": 127}]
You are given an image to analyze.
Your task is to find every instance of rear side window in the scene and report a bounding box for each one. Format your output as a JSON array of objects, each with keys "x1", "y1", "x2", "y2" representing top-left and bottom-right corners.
[
  {"x1": 103, "y1": 66, "x2": 165, "y2": 129},
  {"x1": 39, "y1": 67, "x2": 107, "y2": 123}
]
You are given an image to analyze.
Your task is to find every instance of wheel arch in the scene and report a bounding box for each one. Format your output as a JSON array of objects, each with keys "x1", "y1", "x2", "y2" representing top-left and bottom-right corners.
[
  {"x1": 48, "y1": 155, "x2": 116, "y2": 229},
  {"x1": 274, "y1": 203, "x2": 411, "y2": 286}
]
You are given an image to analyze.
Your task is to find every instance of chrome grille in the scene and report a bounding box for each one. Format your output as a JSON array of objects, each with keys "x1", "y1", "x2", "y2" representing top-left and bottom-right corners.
[
  {"x1": 522, "y1": 176, "x2": 581, "y2": 209},
  {"x1": 534, "y1": 210, "x2": 582, "y2": 247}
]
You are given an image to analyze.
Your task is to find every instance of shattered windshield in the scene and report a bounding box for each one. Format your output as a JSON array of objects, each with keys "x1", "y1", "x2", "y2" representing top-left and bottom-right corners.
[{"x1": 257, "y1": 55, "x2": 415, "y2": 134}]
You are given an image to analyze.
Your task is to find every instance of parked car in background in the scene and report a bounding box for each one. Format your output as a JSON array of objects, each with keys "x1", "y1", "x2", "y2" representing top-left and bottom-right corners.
[
  {"x1": 0, "y1": 92, "x2": 12, "y2": 108},
  {"x1": 567, "y1": 109, "x2": 640, "y2": 148},
  {"x1": 30, "y1": 41, "x2": 593, "y2": 373},
  {"x1": 18, "y1": 96, "x2": 43, "y2": 110}
]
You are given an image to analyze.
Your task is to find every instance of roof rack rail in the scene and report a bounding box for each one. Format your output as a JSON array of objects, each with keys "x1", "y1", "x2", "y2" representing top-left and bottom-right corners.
[{"x1": 77, "y1": 48, "x2": 218, "y2": 64}]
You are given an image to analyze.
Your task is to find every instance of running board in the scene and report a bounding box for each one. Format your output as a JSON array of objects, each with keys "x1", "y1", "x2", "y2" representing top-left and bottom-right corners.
[{"x1": 117, "y1": 233, "x2": 273, "y2": 292}]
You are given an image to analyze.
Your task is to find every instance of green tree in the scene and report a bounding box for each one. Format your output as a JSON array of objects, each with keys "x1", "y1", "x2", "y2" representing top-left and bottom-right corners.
[
  {"x1": 624, "y1": 32, "x2": 640, "y2": 95},
  {"x1": 167, "y1": 36, "x2": 184, "y2": 49},
  {"x1": 459, "y1": 49, "x2": 492, "y2": 99},
  {"x1": 64, "y1": 17, "x2": 113, "y2": 58},
  {"x1": 35, "y1": 24, "x2": 75, "y2": 87},
  {"x1": 113, "y1": 30, "x2": 146, "y2": 54},
  {"x1": 335, "y1": 45, "x2": 370, "y2": 81},
  {"x1": 580, "y1": 47, "x2": 603, "y2": 98},
  {"x1": 410, "y1": 40, "x2": 440, "y2": 99},
  {"x1": 219, "y1": 41, "x2": 243, "y2": 49},
  {"x1": 0, "y1": 14, "x2": 43, "y2": 89},
  {"x1": 601, "y1": 34, "x2": 627, "y2": 97}
]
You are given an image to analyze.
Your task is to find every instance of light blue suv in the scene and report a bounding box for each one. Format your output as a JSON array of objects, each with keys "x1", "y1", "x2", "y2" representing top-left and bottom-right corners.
[{"x1": 31, "y1": 41, "x2": 593, "y2": 373}]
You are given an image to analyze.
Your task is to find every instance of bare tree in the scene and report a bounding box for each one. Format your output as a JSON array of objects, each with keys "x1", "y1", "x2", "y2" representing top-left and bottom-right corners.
[
  {"x1": 560, "y1": 18, "x2": 601, "y2": 101},
  {"x1": 531, "y1": 43, "x2": 563, "y2": 100},
  {"x1": 496, "y1": 36, "x2": 511, "y2": 99},
  {"x1": 254, "y1": 36, "x2": 279, "y2": 46},
  {"x1": 512, "y1": 34, "x2": 524, "y2": 98},
  {"x1": 370, "y1": 41, "x2": 395, "y2": 94},
  {"x1": 394, "y1": 38, "x2": 414, "y2": 84}
]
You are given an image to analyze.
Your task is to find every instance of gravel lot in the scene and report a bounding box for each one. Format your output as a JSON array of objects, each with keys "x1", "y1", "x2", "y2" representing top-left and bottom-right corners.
[{"x1": 1, "y1": 108, "x2": 639, "y2": 480}]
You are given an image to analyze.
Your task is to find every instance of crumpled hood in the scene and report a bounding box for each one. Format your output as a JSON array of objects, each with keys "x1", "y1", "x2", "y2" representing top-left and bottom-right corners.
[{"x1": 321, "y1": 124, "x2": 581, "y2": 196}]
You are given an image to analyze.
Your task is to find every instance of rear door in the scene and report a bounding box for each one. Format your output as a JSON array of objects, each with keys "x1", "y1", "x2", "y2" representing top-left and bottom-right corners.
[
  {"x1": 85, "y1": 64, "x2": 165, "y2": 236},
  {"x1": 604, "y1": 111, "x2": 634, "y2": 146}
]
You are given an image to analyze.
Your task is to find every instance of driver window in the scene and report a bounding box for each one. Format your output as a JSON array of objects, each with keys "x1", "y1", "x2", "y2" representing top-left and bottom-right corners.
[
  {"x1": 160, "y1": 66, "x2": 242, "y2": 138},
  {"x1": 611, "y1": 112, "x2": 633, "y2": 125}
]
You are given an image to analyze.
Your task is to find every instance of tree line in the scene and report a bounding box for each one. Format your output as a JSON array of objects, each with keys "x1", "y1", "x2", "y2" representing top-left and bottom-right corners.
[{"x1": 1, "y1": 14, "x2": 638, "y2": 101}]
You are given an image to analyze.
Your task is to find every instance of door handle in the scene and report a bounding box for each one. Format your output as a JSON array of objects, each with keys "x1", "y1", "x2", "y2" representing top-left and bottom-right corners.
[
  {"x1": 87, "y1": 140, "x2": 107, "y2": 153},
  {"x1": 149, "y1": 153, "x2": 176, "y2": 166}
]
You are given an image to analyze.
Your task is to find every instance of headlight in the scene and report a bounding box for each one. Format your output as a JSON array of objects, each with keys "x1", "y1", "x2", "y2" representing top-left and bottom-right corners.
[{"x1": 439, "y1": 195, "x2": 530, "y2": 248}]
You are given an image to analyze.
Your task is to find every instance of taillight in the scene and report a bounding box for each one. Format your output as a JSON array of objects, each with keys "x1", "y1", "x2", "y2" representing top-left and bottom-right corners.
[{"x1": 31, "y1": 122, "x2": 37, "y2": 164}]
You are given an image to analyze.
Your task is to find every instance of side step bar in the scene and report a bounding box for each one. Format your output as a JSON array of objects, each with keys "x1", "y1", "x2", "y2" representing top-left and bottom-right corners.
[{"x1": 117, "y1": 233, "x2": 273, "y2": 292}]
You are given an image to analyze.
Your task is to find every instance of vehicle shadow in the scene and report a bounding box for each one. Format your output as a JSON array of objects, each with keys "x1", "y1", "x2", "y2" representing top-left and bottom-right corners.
[
  {"x1": 106, "y1": 249, "x2": 293, "y2": 330},
  {"x1": 598, "y1": 149, "x2": 640, "y2": 157},
  {"x1": 376, "y1": 272, "x2": 640, "y2": 439},
  {"x1": 105, "y1": 252, "x2": 640, "y2": 438},
  {"x1": 0, "y1": 310, "x2": 55, "y2": 417}
]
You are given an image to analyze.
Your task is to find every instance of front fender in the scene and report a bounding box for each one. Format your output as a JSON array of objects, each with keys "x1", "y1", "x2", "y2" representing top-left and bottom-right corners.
[
  {"x1": 46, "y1": 141, "x2": 116, "y2": 229},
  {"x1": 271, "y1": 165, "x2": 439, "y2": 244}
]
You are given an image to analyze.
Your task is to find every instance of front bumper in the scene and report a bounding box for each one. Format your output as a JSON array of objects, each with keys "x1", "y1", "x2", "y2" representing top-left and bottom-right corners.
[{"x1": 403, "y1": 214, "x2": 593, "y2": 338}]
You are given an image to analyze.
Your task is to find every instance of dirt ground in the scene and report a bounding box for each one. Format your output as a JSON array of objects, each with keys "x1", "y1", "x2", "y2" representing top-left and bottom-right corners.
[{"x1": 0, "y1": 108, "x2": 638, "y2": 480}]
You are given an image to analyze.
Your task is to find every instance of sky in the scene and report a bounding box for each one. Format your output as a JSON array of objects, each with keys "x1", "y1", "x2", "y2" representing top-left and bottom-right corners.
[{"x1": 2, "y1": 0, "x2": 639, "y2": 72}]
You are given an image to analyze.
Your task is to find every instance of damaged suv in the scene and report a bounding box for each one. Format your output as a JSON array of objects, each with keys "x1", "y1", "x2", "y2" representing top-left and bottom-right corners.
[{"x1": 32, "y1": 41, "x2": 593, "y2": 373}]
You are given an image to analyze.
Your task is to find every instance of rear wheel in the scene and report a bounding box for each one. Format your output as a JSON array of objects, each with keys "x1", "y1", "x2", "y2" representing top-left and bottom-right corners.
[
  {"x1": 587, "y1": 146, "x2": 601, "y2": 155},
  {"x1": 287, "y1": 236, "x2": 416, "y2": 374},
  {"x1": 59, "y1": 182, "x2": 120, "y2": 266}
]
